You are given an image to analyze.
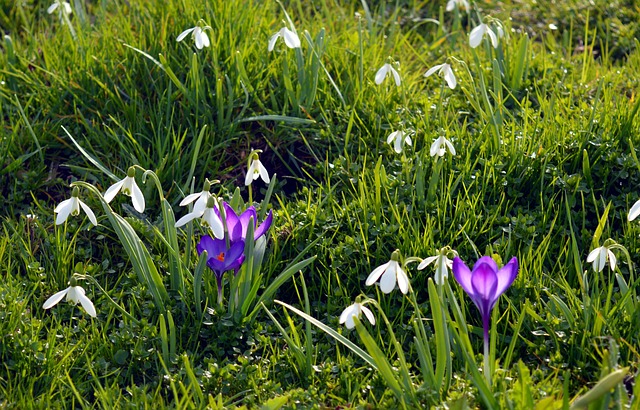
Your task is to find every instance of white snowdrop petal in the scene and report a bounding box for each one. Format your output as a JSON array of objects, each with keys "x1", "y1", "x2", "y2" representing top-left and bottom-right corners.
[
  {"x1": 361, "y1": 305, "x2": 376, "y2": 326},
  {"x1": 396, "y1": 266, "x2": 410, "y2": 294},
  {"x1": 375, "y1": 64, "x2": 389, "y2": 85},
  {"x1": 282, "y1": 28, "x2": 301, "y2": 48},
  {"x1": 177, "y1": 27, "x2": 196, "y2": 42},
  {"x1": 628, "y1": 199, "x2": 640, "y2": 221},
  {"x1": 418, "y1": 256, "x2": 438, "y2": 270},
  {"x1": 469, "y1": 25, "x2": 485, "y2": 48},
  {"x1": 130, "y1": 181, "x2": 146, "y2": 213},
  {"x1": 47, "y1": 3, "x2": 59, "y2": 14},
  {"x1": 394, "y1": 135, "x2": 403, "y2": 153},
  {"x1": 366, "y1": 262, "x2": 388, "y2": 286},
  {"x1": 43, "y1": 288, "x2": 69, "y2": 309},
  {"x1": 486, "y1": 27, "x2": 499, "y2": 48},
  {"x1": 586, "y1": 248, "x2": 600, "y2": 262},
  {"x1": 79, "y1": 200, "x2": 98, "y2": 226},
  {"x1": 175, "y1": 211, "x2": 200, "y2": 228},
  {"x1": 424, "y1": 64, "x2": 443, "y2": 78},
  {"x1": 78, "y1": 292, "x2": 97, "y2": 317},
  {"x1": 103, "y1": 179, "x2": 125, "y2": 203},
  {"x1": 268, "y1": 33, "x2": 280, "y2": 52},
  {"x1": 379, "y1": 264, "x2": 397, "y2": 293},
  {"x1": 390, "y1": 66, "x2": 401, "y2": 86},
  {"x1": 258, "y1": 162, "x2": 270, "y2": 183},
  {"x1": 444, "y1": 67, "x2": 457, "y2": 89},
  {"x1": 608, "y1": 250, "x2": 617, "y2": 271}
]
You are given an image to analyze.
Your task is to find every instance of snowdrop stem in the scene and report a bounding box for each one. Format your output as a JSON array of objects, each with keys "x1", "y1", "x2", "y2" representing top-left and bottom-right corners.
[
  {"x1": 248, "y1": 183, "x2": 253, "y2": 205},
  {"x1": 142, "y1": 169, "x2": 165, "y2": 200},
  {"x1": 83, "y1": 274, "x2": 140, "y2": 325}
]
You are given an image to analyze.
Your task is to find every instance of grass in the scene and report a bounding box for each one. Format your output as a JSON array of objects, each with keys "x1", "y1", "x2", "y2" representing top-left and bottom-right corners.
[{"x1": 2, "y1": 0, "x2": 640, "y2": 407}]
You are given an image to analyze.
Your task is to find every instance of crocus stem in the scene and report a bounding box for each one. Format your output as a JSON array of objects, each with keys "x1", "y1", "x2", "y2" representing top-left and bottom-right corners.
[
  {"x1": 216, "y1": 276, "x2": 223, "y2": 306},
  {"x1": 483, "y1": 320, "x2": 491, "y2": 387}
]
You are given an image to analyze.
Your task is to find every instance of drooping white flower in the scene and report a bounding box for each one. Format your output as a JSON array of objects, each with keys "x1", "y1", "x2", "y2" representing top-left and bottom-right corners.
[
  {"x1": 430, "y1": 136, "x2": 456, "y2": 157},
  {"x1": 424, "y1": 62, "x2": 457, "y2": 89},
  {"x1": 43, "y1": 281, "x2": 96, "y2": 318},
  {"x1": 103, "y1": 167, "x2": 145, "y2": 213},
  {"x1": 47, "y1": 1, "x2": 72, "y2": 16},
  {"x1": 587, "y1": 245, "x2": 617, "y2": 273},
  {"x1": 268, "y1": 27, "x2": 301, "y2": 51},
  {"x1": 339, "y1": 302, "x2": 375, "y2": 329},
  {"x1": 365, "y1": 251, "x2": 410, "y2": 294},
  {"x1": 245, "y1": 153, "x2": 270, "y2": 186},
  {"x1": 375, "y1": 63, "x2": 401, "y2": 86},
  {"x1": 469, "y1": 23, "x2": 499, "y2": 48},
  {"x1": 628, "y1": 199, "x2": 640, "y2": 221},
  {"x1": 387, "y1": 130, "x2": 412, "y2": 154},
  {"x1": 446, "y1": 0, "x2": 470, "y2": 12},
  {"x1": 54, "y1": 187, "x2": 97, "y2": 226},
  {"x1": 179, "y1": 179, "x2": 215, "y2": 216},
  {"x1": 418, "y1": 249, "x2": 455, "y2": 285},
  {"x1": 175, "y1": 194, "x2": 224, "y2": 239},
  {"x1": 177, "y1": 24, "x2": 211, "y2": 49}
]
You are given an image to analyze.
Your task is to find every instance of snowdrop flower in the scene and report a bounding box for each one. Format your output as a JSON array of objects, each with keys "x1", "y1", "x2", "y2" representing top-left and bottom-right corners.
[
  {"x1": 469, "y1": 23, "x2": 499, "y2": 48},
  {"x1": 268, "y1": 27, "x2": 301, "y2": 51},
  {"x1": 54, "y1": 187, "x2": 97, "y2": 226},
  {"x1": 430, "y1": 136, "x2": 456, "y2": 157},
  {"x1": 175, "y1": 195, "x2": 224, "y2": 239},
  {"x1": 339, "y1": 302, "x2": 375, "y2": 329},
  {"x1": 628, "y1": 199, "x2": 640, "y2": 221},
  {"x1": 43, "y1": 276, "x2": 96, "y2": 318},
  {"x1": 365, "y1": 250, "x2": 410, "y2": 294},
  {"x1": 587, "y1": 244, "x2": 617, "y2": 272},
  {"x1": 424, "y1": 62, "x2": 456, "y2": 89},
  {"x1": 446, "y1": 0, "x2": 470, "y2": 12},
  {"x1": 387, "y1": 130, "x2": 412, "y2": 154},
  {"x1": 179, "y1": 179, "x2": 216, "y2": 215},
  {"x1": 418, "y1": 247, "x2": 456, "y2": 285},
  {"x1": 47, "y1": 1, "x2": 72, "y2": 16},
  {"x1": 245, "y1": 151, "x2": 270, "y2": 186},
  {"x1": 103, "y1": 167, "x2": 145, "y2": 213},
  {"x1": 177, "y1": 22, "x2": 211, "y2": 49},
  {"x1": 375, "y1": 63, "x2": 401, "y2": 86}
]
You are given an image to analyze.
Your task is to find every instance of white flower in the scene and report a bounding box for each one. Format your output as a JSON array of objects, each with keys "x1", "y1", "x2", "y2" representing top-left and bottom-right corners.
[
  {"x1": 366, "y1": 253, "x2": 410, "y2": 294},
  {"x1": 47, "y1": 1, "x2": 72, "y2": 16},
  {"x1": 268, "y1": 27, "x2": 301, "y2": 51},
  {"x1": 375, "y1": 63, "x2": 401, "y2": 86},
  {"x1": 424, "y1": 62, "x2": 457, "y2": 89},
  {"x1": 103, "y1": 169, "x2": 145, "y2": 213},
  {"x1": 177, "y1": 25, "x2": 211, "y2": 49},
  {"x1": 446, "y1": 0, "x2": 470, "y2": 12},
  {"x1": 587, "y1": 245, "x2": 617, "y2": 272},
  {"x1": 387, "y1": 130, "x2": 412, "y2": 154},
  {"x1": 418, "y1": 252, "x2": 453, "y2": 285},
  {"x1": 43, "y1": 284, "x2": 96, "y2": 317},
  {"x1": 245, "y1": 156, "x2": 270, "y2": 186},
  {"x1": 469, "y1": 23, "x2": 499, "y2": 48},
  {"x1": 430, "y1": 136, "x2": 456, "y2": 157},
  {"x1": 54, "y1": 189, "x2": 97, "y2": 226},
  {"x1": 175, "y1": 195, "x2": 224, "y2": 239},
  {"x1": 628, "y1": 199, "x2": 640, "y2": 221},
  {"x1": 339, "y1": 302, "x2": 375, "y2": 329}
]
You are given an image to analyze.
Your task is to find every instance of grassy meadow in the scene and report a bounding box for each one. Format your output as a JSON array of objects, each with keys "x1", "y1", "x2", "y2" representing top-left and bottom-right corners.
[{"x1": 2, "y1": 0, "x2": 640, "y2": 408}]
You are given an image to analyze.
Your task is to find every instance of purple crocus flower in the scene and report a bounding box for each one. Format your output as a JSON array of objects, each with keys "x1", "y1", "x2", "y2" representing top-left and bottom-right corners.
[
  {"x1": 452, "y1": 256, "x2": 518, "y2": 341},
  {"x1": 220, "y1": 202, "x2": 273, "y2": 243},
  {"x1": 452, "y1": 256, "x2": 518, "y2": 383},
  {"x1": 197, "y1": 235, "x2": 246, "y2": 304}
]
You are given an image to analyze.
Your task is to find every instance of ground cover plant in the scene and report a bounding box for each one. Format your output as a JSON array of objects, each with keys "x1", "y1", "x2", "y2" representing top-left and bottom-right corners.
[{"x1": 2, "y1": 0, "x2": 640, "y2": 407}]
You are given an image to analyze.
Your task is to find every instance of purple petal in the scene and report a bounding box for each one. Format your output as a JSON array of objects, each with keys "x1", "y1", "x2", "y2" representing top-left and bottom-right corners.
[
  {"x1": 470, "y1": 261, "x2": 499, "y2": 319},
  {"x1": 197, "y1": 235, "x2": 224, "y2": 257},
  {"x1": 222, "y1": 203, "x2": 242, "y2": 242},
  {"x1": 238, "y1": 206, "x2": 257, "y2": 240},
  {"x1": 494, "y1": 257, "x2": 518, "y2": 298},
  {"x1": 254, "y1": 210, "x2": 273, "y2": 240},
  {"x1": 472, "y1": 256, "x2": 498, "y2": 273},
  {"x1": 452, "y1": 257, "x2": 474, "y2": 296}
]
